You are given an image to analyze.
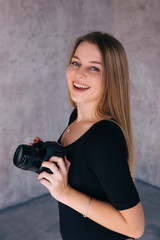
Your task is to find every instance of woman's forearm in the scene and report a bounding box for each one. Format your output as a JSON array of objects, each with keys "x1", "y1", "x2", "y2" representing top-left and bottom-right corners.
[{"x1": 61, "y1": 186, "x2": 144, "y2": 238}]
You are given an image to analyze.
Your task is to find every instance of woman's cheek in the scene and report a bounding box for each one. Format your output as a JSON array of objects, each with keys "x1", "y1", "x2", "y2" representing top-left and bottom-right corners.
[
  {"x1": 66, "y1": 67, "x2": 72, "y2": 81},
  {"x1": 66, "y1": 67, "x2": 74, "y2": 85}
]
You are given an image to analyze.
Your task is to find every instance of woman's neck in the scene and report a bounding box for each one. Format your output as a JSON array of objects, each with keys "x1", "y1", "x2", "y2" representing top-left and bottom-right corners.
[{"x1": 76, "y1": 102, "x2": 100, "y2": 123}]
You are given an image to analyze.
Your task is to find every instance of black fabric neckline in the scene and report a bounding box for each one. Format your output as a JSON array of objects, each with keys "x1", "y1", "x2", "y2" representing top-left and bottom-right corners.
[{"x1": 59, "y1": 119, "x2": 115, "y2": 148}]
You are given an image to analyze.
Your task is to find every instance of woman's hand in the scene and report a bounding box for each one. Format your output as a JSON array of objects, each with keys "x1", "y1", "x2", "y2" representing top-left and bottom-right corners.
[{"x1": 37, "y1": 156, "x2": 71, "y2": 203}]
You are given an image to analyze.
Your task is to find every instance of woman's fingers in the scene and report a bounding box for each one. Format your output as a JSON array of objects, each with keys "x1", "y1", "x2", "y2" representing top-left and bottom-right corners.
[
  {"x1": 33, "y1": 137, "x2": 42, "y2": 143},
  {"x1": 37, "y1": 170, "x2": 54, "y2": 182},
  {"x1": 40, "y1": 178, "x2": 51, "y2": 189},
  {"x1": 28, "y1": 142, "x2": 33, "y2": 146},
  {"x1": 28, "y1": 137, "x2": 42, "y2": 146},
  {"x1": 40, "y1": 156, "x2": 71, "y2": 178},
  {"x1": 37, "y1": 172, "x2": 52, "y2": 189},
  {"x1": 49, "y1": 156, "x2": 69, "y2": 175},
  {"x1": 41, "y1": 161, "x2": 60, "y2": 174}
]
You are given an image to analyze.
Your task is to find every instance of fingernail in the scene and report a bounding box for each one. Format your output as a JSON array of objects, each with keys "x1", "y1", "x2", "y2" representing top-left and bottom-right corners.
[
  {"x1": 41, "y1": 163, "x2": 43, "y2": 166},
  {"x1": 34, "y1": 138, "x2": 37, "y2": 143},
  {"x1": 52, "y1": 140, "x2": 56, "y2": 142}
]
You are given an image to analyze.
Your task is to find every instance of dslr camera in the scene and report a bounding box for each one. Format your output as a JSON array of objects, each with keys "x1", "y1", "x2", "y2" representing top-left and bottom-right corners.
[{"x1": 13, "y1": 141, "x2": 66, "y2": 174}]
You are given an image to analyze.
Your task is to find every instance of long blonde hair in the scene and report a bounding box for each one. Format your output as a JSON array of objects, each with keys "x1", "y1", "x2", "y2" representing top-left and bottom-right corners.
[{"x1": 67, "y1": 32, "x2": 135, "y2": 177}]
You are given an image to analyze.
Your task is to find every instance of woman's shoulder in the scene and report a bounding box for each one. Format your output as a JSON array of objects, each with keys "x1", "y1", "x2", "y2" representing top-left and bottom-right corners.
[
  {"x1": 83, "y1": 119, "x2": 128, "y2": 164},
  {"x1": 83, "y1": 119, "x2": 128, "y2": 154},
  {"x1": 88, "y1": 119, "x2": 125, "y2": 141}
]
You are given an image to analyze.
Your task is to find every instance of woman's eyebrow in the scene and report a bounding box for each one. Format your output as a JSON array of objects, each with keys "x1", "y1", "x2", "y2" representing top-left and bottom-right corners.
[
  {"x1": 72, "y1": 55, "x2": 102, "y2": 65},
  {"x1": 72, "y1": 56, "x2": 80, "y2": 60},
  {"x1": 90, "y1": 61, "x2": 102, "y2": 65}
]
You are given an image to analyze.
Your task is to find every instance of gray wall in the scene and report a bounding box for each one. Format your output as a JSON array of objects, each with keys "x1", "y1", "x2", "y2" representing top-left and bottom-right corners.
[
  {"x1": 0, "y1": 0, "x2": 159, "y2": 210},
  {"x1": 114, "y1": 0, "x2": 160, "y2": 187}
]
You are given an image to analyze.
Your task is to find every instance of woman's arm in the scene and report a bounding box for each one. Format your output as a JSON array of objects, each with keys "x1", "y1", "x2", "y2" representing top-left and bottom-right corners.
[
  {"x1": 61, "y1": 186, "x2": 144, "y2": 239},
  {"x1": 37, "y1": 156, "x2": 145, "y2": 239}
]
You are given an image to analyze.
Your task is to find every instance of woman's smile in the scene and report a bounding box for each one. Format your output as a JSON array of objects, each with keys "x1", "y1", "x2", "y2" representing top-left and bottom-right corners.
[{"x1": 73, "y1": 81, "x2": 90, "y2": 91}]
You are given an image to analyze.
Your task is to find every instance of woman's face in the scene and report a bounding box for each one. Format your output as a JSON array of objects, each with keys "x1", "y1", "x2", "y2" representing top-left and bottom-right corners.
[{"x1": 66, "y1": 41, "x2": 103, "y2": 106}]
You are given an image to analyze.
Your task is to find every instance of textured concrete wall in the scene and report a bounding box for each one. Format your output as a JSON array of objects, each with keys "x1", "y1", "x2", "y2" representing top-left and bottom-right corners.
[
  {"x1": 0, "y1": 0, "x2": 159, "y2": 210},
  {"x1": 114, "y1": 0, "x2": 160, "y2": 187}
]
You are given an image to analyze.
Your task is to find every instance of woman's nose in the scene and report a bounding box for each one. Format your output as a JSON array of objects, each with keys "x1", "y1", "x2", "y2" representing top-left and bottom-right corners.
[{"x1": 75, "y1": 66, "x2": 86, "y2": 79}]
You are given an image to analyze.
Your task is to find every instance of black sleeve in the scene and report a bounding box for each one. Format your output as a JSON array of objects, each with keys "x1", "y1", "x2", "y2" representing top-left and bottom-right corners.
[{"x1": 84, "y1": 121, "x2": 140, "y2": 210}]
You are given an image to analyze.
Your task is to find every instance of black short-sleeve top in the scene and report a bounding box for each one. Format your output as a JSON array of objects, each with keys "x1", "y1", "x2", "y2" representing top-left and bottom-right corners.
[{"x1": 58, "y1": 109, "x2": 140, "y2": 240}]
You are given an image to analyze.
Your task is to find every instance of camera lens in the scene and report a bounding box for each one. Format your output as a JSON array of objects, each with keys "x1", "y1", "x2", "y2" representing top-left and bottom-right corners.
[
  {"x1": 13, "y1": 145, "x2": 26, "y2": 168},
  {"x1": 13, "y1": 145, "x2": 40, "y2": 171}
]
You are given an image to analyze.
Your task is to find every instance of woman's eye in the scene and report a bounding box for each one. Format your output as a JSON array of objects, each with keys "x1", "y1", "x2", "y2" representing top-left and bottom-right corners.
[
  {"x1": 90, "y1": 67, "x2": 100, "y2": 72},
  {"x1": 71, "y1": 61, "x2": 80, "y2": 67}
]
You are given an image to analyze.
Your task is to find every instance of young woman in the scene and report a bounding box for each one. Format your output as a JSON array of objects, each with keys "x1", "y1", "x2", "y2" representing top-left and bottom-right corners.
[{"x1": 36, "y1": 32, "x2": 145, "y2": 240}]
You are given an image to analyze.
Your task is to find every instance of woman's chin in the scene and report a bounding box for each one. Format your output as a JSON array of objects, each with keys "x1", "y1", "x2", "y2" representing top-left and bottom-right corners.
[{"x1": 70, "y1": 93, "x2": 84, "y2": 103}]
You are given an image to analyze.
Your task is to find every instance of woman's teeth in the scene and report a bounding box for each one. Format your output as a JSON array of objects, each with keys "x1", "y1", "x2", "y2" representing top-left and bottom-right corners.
[{"x1": 73, "y1": 82, "x2": 90, "y2": 89}]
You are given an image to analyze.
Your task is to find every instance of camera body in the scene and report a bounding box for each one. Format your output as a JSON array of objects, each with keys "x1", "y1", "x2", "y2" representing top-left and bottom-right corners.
[{"x1": 13, "y1": 141, "x2": 66, "y2": 174}]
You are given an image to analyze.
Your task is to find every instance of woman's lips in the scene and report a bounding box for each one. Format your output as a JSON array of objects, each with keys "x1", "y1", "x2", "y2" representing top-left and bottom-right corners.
[{"x1": 73, "y1": 82, "x2": 90, "y2": 91}]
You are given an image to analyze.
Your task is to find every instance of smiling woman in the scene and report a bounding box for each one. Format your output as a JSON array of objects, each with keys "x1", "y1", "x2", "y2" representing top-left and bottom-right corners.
[{"x1": 36, "y1": 32, "x2": 145, "y2": 240}]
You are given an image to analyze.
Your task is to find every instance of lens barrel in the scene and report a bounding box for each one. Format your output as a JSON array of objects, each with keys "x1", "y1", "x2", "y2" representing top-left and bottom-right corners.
[{"x1": 13, "y1": 144, "x2": 42, "y2": 173}]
